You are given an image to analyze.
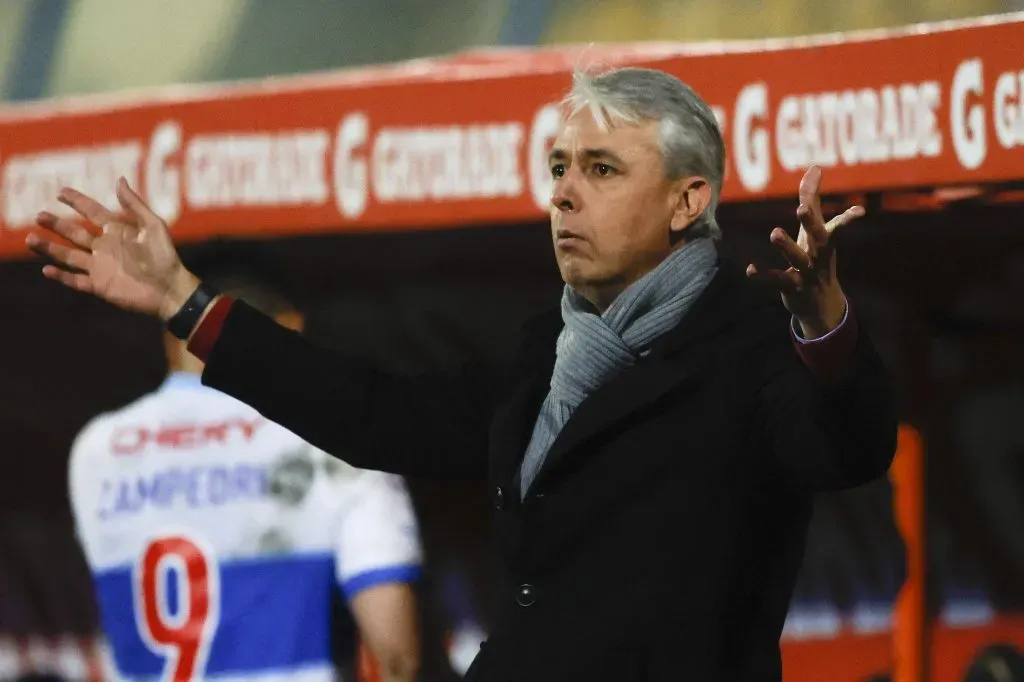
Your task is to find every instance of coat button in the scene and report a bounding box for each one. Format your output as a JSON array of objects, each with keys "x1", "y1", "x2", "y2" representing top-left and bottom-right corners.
[
  {"x1": 494, "y1": 486, "x2": 504, "y2": 510},
  {"x1": 516, "y1": 583, "x2": 536, "y2": 607}
]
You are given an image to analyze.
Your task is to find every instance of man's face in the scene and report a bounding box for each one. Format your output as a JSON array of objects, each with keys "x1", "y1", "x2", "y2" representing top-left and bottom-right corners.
[{"x1": 548, "y1": 112, "x2": 691, "y2": 309}]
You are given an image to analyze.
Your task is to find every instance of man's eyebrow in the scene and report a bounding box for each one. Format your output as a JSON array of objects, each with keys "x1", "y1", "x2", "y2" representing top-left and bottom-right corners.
[
  {"x1": 581, "y1": 148, "x2": 626, "y2": 165},
  {"x1": 547, "y1": 148, "x2": 627, "y2": 165}
]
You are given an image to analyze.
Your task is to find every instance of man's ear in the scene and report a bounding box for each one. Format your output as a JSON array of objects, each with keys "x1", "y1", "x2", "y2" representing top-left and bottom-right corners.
[{"x1": 669, "y1": 177, "x2": 712, "y2": 235}]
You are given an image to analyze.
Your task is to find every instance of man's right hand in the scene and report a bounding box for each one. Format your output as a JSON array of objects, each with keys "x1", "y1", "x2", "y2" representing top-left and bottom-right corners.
[{"x1": 26, "y1": 176, "x2": 199, "y2": 321}]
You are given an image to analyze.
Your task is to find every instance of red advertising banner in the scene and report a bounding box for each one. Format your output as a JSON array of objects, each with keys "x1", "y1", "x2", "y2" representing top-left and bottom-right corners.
[{"x1": 1, "y1": 14, "x2": 1023, "y2": 260}]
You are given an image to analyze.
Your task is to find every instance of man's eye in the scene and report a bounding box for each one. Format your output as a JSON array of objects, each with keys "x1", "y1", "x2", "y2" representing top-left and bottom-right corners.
[
  {"x1": 594, "y1": 163, "x2": 614, "y2": 177},
  {"x1": 551, "y1": 164, "x2": 566, "y2": 178}
]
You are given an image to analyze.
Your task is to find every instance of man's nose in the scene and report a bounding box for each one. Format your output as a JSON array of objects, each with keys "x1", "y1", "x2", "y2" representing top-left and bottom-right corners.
[{"x1": 551, "y1": 176, "x2": 579, "y2": 213}]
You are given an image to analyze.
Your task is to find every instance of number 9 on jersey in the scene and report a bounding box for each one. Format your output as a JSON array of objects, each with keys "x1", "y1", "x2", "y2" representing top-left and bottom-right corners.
[{"x1": 134, "y1": 534, "x2": 220, "y2": 681}]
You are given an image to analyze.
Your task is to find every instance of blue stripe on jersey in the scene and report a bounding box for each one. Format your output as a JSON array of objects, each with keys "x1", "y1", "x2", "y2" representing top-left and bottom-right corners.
[
  {"x1": 95, "y1": 554, "x2": 336, "y2": 677},
  {"x1": 342, "y1": 564, "x2": 422, "y2": 600}
]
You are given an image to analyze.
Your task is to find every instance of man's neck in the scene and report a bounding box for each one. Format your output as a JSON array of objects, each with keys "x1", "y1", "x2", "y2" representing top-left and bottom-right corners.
[
  {"x1": 169, "y1": 352, "x2": 206, "y2": 376},
  {"x1": 576, "y1": 240, "x2": 700, "y2": 313},
  {"x1": 577, "y1": 284, "x2": 625, "y2": 314}
]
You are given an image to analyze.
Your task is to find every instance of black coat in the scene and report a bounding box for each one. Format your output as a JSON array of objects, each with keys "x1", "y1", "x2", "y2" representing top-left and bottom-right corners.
[{"x1": 200, "y1": 262, "x2": 897, "y2": 682}]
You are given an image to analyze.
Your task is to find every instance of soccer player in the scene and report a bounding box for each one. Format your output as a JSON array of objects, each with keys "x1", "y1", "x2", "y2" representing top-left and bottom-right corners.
[{"x1": 68, "y1": 249, "x2": 423, "y2": 682}]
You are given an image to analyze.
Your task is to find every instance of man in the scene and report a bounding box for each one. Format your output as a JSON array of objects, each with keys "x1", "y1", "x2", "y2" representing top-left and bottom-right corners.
[
  {"x1": 30, "y1": 66, "x2": 898, "y2": 681},
  {"x1": 66, "y1": 248, "x2": 423, "y2": 682}
]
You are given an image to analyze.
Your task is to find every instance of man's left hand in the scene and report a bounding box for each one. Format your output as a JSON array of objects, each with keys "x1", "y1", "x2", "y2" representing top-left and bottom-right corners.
[{"x1": 746, "y1": 165, "x2": 865, "y2": 339}]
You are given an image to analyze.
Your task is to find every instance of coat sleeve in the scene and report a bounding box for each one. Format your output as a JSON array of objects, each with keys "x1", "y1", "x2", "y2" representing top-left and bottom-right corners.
[
  {"x1": 199, "y1": 300, "x2": 499, "y2": 480},
  {"x1": 754, "y1": 305, "x2": 899, "y2": 492}
]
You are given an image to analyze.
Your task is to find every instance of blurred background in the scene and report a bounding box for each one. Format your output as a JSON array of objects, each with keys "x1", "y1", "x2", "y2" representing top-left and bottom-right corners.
[
  {"x1": 0, "y1": 0, "x2": 1020, "y2": 99},
  {"x1": 0, "y1": 1, "x2": 1023, "y2": 681}
]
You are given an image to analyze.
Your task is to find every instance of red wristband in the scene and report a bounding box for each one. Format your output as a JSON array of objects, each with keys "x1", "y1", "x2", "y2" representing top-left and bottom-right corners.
[
  {"x1": 791, "y1": 306, "x2": 859, "y2": 381},
  {"x1": 187, "y1": 296, "x2": 235, "y2": 363}
]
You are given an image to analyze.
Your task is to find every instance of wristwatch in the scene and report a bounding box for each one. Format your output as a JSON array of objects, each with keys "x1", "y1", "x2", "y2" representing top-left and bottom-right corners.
[{"x1": 167, "y1": 282, "x2": 219, "y2": 340}]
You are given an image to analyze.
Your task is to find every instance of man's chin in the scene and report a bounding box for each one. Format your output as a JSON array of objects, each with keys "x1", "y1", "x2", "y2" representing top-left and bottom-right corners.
[
  {"x1": 558, "y1": 264, "x2": 586, "y2": 289},
  {"x1": 559, "y1": 270, "x2": 602, "y2": 300},
  {"x1": 558, "y1": 253, "x2": 589, "y2": 278}
]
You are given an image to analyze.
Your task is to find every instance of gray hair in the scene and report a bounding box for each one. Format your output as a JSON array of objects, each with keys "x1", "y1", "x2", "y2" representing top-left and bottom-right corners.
[{"x1": 562, "y1": 67, "x2": 725, "y2": 240}]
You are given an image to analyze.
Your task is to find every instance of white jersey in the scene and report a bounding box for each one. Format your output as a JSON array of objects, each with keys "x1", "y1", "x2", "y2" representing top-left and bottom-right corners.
[{"x1": 69, "y1": 372, "x2": 423, "y2": 682}]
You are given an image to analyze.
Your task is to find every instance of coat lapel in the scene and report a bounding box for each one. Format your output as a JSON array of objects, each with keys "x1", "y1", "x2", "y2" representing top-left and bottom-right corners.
[
  {"x1": 532, "y1": 351, "x2": 709, "y2": 486},
  {"x1": 489, "y1": 310, "x2": 560, "y2": 497},
  {"x1": 527, "y1": 264, "x2": 753, "y2": 493},
  {"x1": 490, "y1": 368, "x2": 550, "y2": 495}
]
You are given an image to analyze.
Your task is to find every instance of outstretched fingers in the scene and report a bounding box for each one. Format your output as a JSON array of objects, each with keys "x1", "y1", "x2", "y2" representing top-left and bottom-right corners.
[
  {"x1": 769, "y1": 227, "x2": 811, "y2": 271},
  {"x1": 57, "y1": 187, "x2": 120, "y2": 229},
  {"x1": 746, "y1": 263, "x2": 802, "y2": 293},
  {"x1": 797, "y1": 166, "x2": 824, "y2": 217},
  {"x1": 116, "y1": 177, "x2": 160, "y2": 225},
  {"x1": 814, "y1": 204, "x2": 866, "y2": 263},
  {"x1": 826, "y1": 205, "x2": 866, "y2": 236},
  {"x1": 28, "y1": 209, "x2": 97, "y2": 278},
  {"x1": 35, "y1": 211, "x2": 97, "y2": 250},
  {"x1": 41, "y1": 264, "x2": 93, "y2": 293},
  {"x1": 797, "y1": 203, "x2": 829, "y2": 248},
  {"x1": 26, "y1": 233, "x2": 91, "y2": 273}
]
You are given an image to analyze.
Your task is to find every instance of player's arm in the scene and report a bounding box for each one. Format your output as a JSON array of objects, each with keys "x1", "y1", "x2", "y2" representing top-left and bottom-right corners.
[
  {"x1": 336, "y1": 470, "x2": 426, "y2": 682},
  {"x1": 350, "y1": 583, "x2": 420, "y2": 682},
  {"x1": 192, "y1": 299, "x2": 499, "y2": 480}
]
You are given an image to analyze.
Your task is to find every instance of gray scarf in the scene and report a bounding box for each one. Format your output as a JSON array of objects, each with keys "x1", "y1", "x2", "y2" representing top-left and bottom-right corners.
[{"x1": 519, "y1": 237, "x2": 719, "y2": 498}]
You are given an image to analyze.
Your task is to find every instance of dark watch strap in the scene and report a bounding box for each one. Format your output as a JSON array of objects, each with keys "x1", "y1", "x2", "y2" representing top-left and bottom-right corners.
[{"x1": 167, "y1": 282, "x2": 219, "y2": 340}]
